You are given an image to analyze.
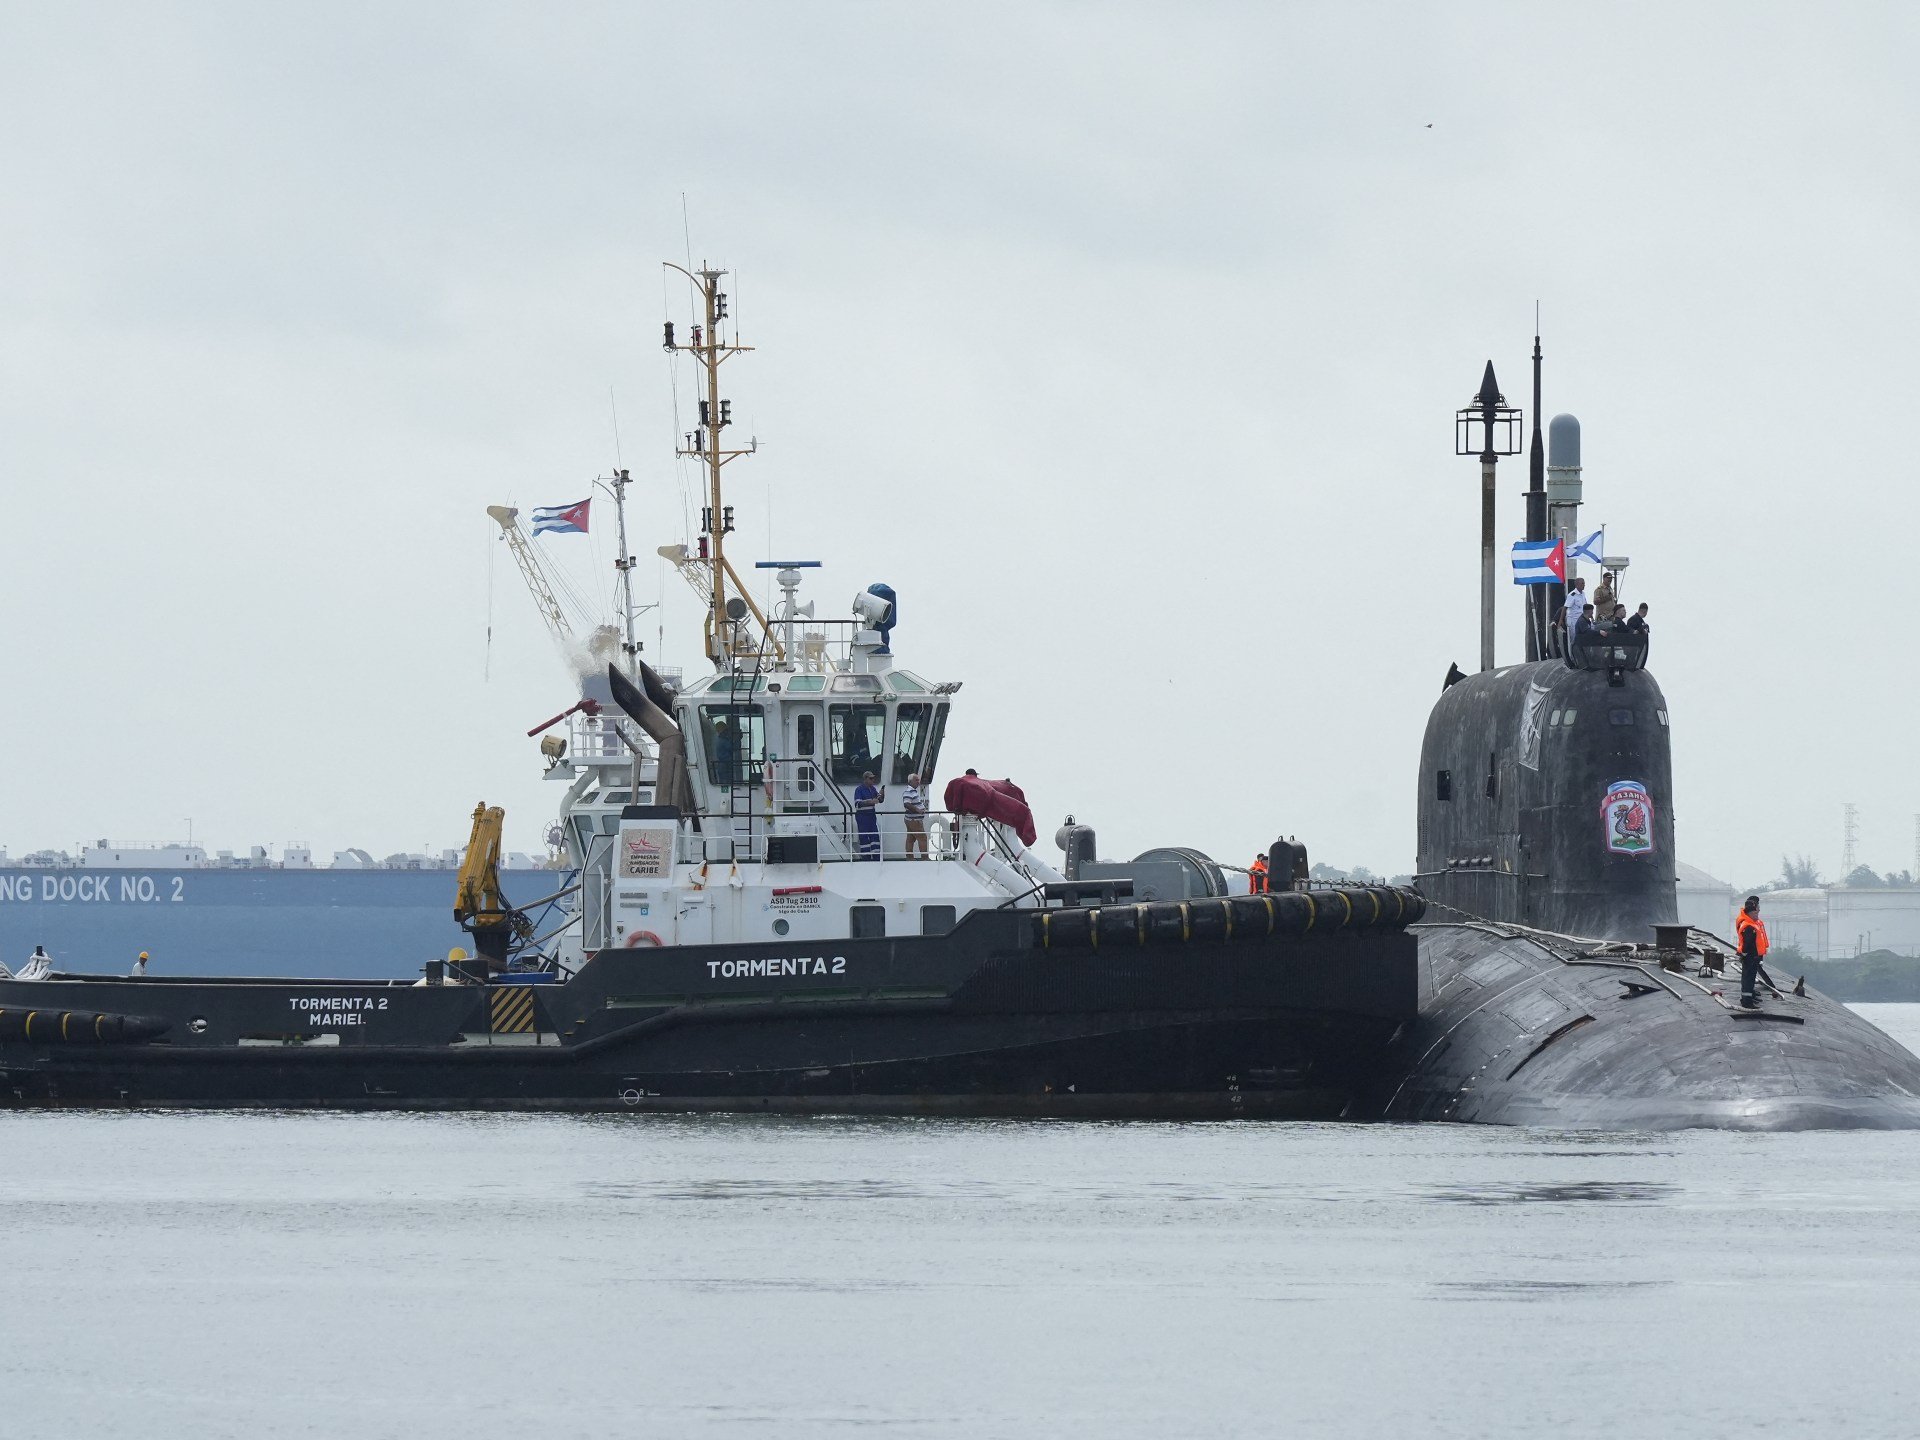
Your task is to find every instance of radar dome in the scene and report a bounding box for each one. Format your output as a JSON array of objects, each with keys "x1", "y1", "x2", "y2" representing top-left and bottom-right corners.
[{"x1": 1548, "y1": 413, "x2": 1581, "y2": 469}]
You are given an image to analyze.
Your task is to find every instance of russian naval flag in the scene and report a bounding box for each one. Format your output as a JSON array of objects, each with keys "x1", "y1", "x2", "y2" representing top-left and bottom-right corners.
[
  {"x1": 531, "y1": 498, "x2": 590, "y2": 536},
  {"x1": 1510, "y1": 538, "x2": 1566, "y2": 585}
]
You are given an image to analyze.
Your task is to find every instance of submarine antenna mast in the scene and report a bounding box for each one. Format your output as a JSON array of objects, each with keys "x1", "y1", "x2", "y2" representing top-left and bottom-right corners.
[
  {"x1": 1456, "y1": 362, "x2": 1523, "y2": 671},
  {"x1": 662, "y1": 262, "x2": 778, "y2": 669},
  {"x1": 1524, "y1": 325, "x2": 1548, "y2": 661}
]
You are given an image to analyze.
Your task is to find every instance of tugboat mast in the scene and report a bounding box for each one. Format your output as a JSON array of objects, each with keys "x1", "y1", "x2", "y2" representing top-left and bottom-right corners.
[
  {"x1": 609, "y1": 465, "x2": 642, "y2": 678},
  {"x1": 662, "y1": 263, "x2": 775, "y2": 668}
]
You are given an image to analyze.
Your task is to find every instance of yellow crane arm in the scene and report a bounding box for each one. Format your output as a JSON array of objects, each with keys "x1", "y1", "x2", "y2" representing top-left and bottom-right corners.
[{"x1": 454, "y1": 803, "x2": 509, "y2": 925}]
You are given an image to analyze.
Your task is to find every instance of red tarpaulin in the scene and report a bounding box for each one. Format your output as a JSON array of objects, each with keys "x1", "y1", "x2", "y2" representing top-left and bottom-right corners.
[{"x1": 943, "y1": 775, "x2": 1037, "y2": 846}]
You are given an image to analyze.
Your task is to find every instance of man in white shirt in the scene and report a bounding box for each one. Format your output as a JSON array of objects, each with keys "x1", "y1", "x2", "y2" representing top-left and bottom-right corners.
[
  {"x1": 1559, "y1": 577, "x2": 1587, "y2": 655},
  {"x1": 902, "y1": 772, "x2": 929, "y2": 859}
]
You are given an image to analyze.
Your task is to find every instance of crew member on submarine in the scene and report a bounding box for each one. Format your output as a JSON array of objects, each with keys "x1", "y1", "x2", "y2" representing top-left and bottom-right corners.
[{"x1": 1736, "y1": 895, "x2": 1769, "y2": 1008}]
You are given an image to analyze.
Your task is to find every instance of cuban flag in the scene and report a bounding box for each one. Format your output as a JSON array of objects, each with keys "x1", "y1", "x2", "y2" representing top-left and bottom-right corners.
[
  {"x1": 1569, "y1": 528, "x2": 1604, "y2": 566},
  {"x1": 531, "y1": 498, "x2": 590, "y2": 536},
  {"x1": 1511, "y1": 538, "x2": 1566, "y2": 585}
]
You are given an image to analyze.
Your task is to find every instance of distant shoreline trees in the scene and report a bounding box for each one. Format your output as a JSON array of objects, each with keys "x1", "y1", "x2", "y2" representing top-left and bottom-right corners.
[{"x1": 1769, "y1": 855, "x2": 1919, "y2": 890}]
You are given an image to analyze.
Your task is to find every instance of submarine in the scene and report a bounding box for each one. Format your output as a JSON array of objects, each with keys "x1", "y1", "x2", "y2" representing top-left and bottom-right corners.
[{"x1": 1366, "y1": 344, "x2": 1920, "y2": 1129}]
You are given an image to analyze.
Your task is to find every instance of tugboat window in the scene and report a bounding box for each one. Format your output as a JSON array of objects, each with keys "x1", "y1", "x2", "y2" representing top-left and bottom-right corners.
[
  {"x1": 699, "y1": 705, "x2": 765, "y2": 787},
  {"x1": 1436, "y1": 769, "x2": 1452, "y2": 802},
  {"x1": 893, "y1": 703, "x2": 932, "y2": 783},
  {"x1": 922, "y1": 703, "x2": 950, "y2": 784},
  {"x1": 772, "y1": 918, "x2": 790, "y2": 937},
  {"x1": 796, "y1": 714, "x2": 816, "y2": 756},
  {"x1": 787, "y1": 675, "x2": 825, "y2": 693},
  {"x1": 921, "y1": 905, "x2": 957, "y2": 936},
  {"x1": 850, "y1": 904, "x2": 886, "y2": 939},
  {"x1": 829, "y1": 704, "x2": 888, "y2": 783}
]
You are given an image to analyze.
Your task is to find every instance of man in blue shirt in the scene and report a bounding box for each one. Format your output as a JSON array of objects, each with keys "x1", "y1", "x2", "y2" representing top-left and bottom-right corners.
[{"x1": 854, "y1": 771, "x2": 883, "y2": 859}]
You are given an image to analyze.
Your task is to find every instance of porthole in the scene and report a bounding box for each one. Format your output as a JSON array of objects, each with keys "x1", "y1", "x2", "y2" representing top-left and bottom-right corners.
[{"x1": 772, "y1": 918, "x2": 790, "y2": 937}]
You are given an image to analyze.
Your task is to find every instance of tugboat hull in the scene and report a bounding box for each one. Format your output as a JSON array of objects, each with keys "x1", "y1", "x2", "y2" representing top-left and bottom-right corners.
[{"x1": 0, "y1": 894, "x2": 1421, "y2": 1118}]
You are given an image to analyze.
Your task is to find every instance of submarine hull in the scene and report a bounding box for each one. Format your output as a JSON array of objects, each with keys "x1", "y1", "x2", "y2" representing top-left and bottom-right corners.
[
  {"x1": 1375, "y1": 922, "x2": 1920, "y2": 1130},
  {"x1": 0, "y1": 894, "x2": 1420, "y2": 1118}
]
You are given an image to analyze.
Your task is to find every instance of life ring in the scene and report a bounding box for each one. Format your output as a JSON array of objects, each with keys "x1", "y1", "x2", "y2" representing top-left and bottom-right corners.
[{"x1": 622, "y1": 930, "x2": 665, "y2": 948}]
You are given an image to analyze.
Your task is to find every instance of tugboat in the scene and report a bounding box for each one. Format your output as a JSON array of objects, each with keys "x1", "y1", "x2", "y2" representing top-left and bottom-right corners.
[
  {"x1": 1372, "y1": 340, "x2": 1920, "y2": 1129},
  {"x1": 0, "y1": 260, "x2": 1421, "y2": 1116}
]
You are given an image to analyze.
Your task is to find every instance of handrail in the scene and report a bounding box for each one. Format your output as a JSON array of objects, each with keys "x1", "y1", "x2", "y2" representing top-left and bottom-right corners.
[
  {"x1": 673, "y1": 807, "x2": 985, "y2": 864},
  {"x1": 1564, "y1": 630, "x2": 1649, "y2": 672}
]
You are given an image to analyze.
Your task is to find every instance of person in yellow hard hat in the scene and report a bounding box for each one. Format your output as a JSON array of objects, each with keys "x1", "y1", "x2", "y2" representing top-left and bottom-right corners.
[{"x1": 132, "y1": 950, "x2": 150, "y2": 977}]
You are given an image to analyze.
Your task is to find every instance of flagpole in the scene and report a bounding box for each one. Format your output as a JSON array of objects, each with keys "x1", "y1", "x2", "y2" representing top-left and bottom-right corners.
[{"x1": 1525, "y1": 328, "x2": 1547, "y2": 662}]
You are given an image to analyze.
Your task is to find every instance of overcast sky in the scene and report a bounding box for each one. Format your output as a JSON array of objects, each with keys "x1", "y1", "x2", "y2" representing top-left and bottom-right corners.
[{"x1": 3, "y1": 3, "x2": 1917, "y2": 887}]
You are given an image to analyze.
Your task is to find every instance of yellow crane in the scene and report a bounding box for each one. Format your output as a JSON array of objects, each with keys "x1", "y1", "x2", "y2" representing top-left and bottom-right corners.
[{"x1": 454, "y1": 802, "x2": 529, "y2": 969}]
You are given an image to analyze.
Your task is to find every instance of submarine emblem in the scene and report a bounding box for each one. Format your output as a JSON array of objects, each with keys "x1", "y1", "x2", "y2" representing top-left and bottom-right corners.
[{"x1": 1602, "y1": 781, "x2": 1654, "y2": 856}]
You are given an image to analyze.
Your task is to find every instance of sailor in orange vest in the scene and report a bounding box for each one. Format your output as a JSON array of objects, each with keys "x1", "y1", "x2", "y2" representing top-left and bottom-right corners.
[
  {"x1": 1734, "y1": 895, "x2": 1769, "y2": 1008},
  {"x1": 1249, "y1": 854, "x2": 1269, "y2": 894}
]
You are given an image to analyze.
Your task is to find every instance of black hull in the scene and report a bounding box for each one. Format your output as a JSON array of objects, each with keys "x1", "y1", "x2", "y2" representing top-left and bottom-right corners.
[
  {"x1": 0, "y1": 893, "x2": 1422, "y2": 1119},
  {"x1": 0, "y1": 1011, "x2": 1398, "y2": 1118},
  {"x1": 1366, "y1": 921, "x2": 1920, "y2": 1130}
]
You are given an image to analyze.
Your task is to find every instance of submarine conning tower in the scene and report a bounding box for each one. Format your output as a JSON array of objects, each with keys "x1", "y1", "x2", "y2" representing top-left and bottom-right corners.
[
  {"x1": 1423, "y1": 392, "x2": 1677, "y2": 941},
  {"x1": 1415, "y1": 657, "x2": 1676, "y2": 940}
]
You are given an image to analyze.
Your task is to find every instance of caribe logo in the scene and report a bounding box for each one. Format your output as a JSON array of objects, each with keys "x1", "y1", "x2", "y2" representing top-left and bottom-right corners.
[{"x1": 1601, "y1": 780, "x2": 1654, "y2": 856}]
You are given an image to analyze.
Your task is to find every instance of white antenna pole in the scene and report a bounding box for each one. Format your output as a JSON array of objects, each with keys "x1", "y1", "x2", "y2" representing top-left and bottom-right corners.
[{"x1": 612, "y1": 469, "x2": 639, "y2": 678}]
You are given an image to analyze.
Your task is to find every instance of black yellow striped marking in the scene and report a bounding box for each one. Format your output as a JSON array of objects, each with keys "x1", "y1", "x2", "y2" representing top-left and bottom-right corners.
[{"x1": 490, "y1": 986, "x2": 537, "y2": 1034}]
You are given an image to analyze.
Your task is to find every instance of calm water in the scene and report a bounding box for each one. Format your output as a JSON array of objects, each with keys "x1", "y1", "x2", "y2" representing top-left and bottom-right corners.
[{"x1": 4, "y1": 1007, "x2": 1920, "y2": 1439}]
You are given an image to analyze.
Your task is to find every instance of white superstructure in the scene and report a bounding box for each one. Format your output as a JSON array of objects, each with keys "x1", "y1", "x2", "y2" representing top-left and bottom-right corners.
[{"x1": 537, "y1": 261, "x2": 1067, "y2": 973}]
